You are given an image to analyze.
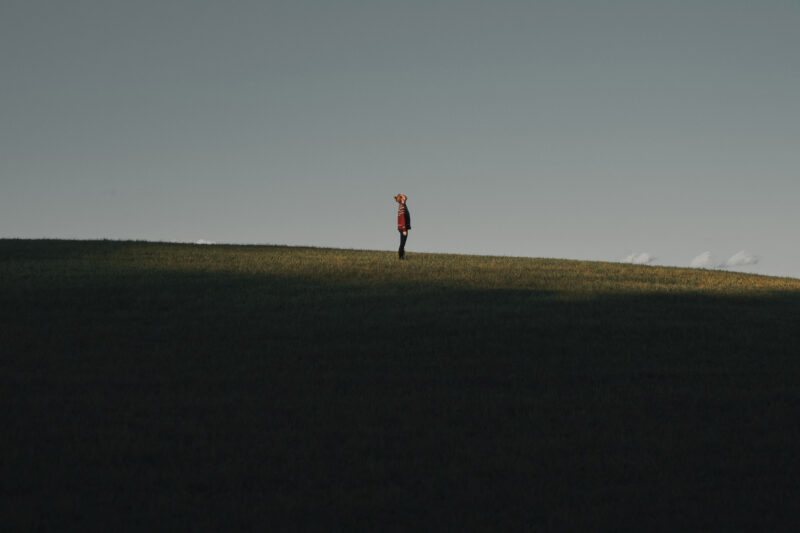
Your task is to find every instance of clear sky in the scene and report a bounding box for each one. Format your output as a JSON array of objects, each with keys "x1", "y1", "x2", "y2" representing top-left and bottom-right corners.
[{"x1": 2, "y1": 0, "x2": 799, "y2": 277}]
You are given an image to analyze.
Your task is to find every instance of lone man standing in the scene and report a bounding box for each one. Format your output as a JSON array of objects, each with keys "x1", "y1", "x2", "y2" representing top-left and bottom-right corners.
[{"x1": 394, "y1": 194, "x2": 411, "y2": 260}]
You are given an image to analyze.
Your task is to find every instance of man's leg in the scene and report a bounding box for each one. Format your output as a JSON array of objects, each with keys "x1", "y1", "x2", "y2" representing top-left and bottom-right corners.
[{"x1": 399, "y1": 232, "x2": 407, "y2": 259}]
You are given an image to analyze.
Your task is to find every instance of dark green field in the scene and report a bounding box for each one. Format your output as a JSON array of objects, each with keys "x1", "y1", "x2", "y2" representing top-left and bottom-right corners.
[{"x1": 3, "y1": 239, "x2": 800, "y2": 531}]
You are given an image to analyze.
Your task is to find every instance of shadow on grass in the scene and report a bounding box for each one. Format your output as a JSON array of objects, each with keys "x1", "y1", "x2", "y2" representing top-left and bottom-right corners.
[
  {"x1": 0, "y1": 239, "x2": 141, "y2": 261},
  {"x1": 3, "y1": 258, "x2": 800, "y2": 531}
]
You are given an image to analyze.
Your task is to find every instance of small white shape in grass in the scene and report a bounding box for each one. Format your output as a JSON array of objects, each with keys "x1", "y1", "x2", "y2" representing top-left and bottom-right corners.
[
  {"x1": 690, "y1": 251, "x2": 715, "y2": 269},
  {"x1": 195, "y1": 239, "x2": 215, "y2": 245},
  {"x1": 723, "y1": 250, "x2": 758, "y2": 268},
  {"x1": 622, "y1": 252, "x2": 655, "y2": 265}
]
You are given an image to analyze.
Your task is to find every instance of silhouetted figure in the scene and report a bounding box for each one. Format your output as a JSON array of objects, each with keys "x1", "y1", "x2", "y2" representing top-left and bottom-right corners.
[{"x1": 395, "y1": 194, "x2": 410, "y2": 260}]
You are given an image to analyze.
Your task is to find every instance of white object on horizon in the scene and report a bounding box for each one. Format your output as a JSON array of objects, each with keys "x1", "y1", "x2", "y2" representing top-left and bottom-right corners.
[
  {"x1": 723, "y1": 250, "x2": 758, "y2": 268},
  {"x1": 622, "y1": 252, "x2": 656, "y2": 265},
  {"x1": 195, "y1": 239, "x2": 215, "y2": 245},
  {"x1": 690, "y1": 251, "x2": 715, "y2": 269}
]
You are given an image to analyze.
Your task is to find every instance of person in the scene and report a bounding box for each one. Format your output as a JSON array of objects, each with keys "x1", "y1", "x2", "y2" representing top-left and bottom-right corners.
[{"x1": 394, "y1": 194, "x2": 410, "y2": 260}]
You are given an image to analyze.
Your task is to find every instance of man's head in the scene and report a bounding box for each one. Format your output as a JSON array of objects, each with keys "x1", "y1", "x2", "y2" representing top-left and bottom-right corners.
[{"x1": 394, "y1": 194, "x2": 407, "y2": 204}]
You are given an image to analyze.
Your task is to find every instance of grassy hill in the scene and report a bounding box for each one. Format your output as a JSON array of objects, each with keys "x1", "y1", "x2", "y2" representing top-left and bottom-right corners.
[{"x1": 3, "y1": 239, "x2": 800, "y2": 531}]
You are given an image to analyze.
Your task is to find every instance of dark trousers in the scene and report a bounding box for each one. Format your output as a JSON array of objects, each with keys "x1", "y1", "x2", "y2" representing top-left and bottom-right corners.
[{"x1": 398, "y1": 231, "x2": 408, "y2": 259}]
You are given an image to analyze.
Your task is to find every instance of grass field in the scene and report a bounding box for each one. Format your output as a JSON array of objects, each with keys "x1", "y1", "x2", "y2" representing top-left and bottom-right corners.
[{"x1": 3, "y1": 239, "x2": 800, "y2": 531}]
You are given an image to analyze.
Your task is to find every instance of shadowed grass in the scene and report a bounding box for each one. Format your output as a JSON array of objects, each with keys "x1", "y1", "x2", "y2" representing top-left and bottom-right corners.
[{"x1": 2, "y1": 239, "x2": 800, "y2": 531}]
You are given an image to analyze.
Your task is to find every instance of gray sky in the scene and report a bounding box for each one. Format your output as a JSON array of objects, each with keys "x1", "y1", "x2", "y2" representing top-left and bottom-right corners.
[{"x1": 2, "y1": 0, "x2": 799, "y2": 277}]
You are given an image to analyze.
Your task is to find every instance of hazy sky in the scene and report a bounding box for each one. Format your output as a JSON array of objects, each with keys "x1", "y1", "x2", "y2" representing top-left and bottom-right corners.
[{"x1": 3, "y1": 1, "x2": 799, "y2": 277}]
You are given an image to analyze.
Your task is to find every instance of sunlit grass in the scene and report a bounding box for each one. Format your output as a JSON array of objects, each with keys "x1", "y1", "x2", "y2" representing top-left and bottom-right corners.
[{"x1": 89, "y1": 241, "x2": 799, "y2": 296}]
